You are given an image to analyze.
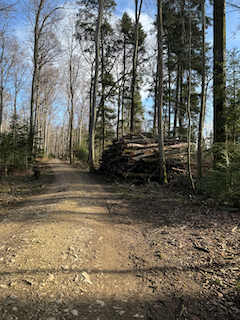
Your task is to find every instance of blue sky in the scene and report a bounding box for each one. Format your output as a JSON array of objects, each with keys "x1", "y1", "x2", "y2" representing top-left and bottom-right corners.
[
  {"x1": 11, "y1": 0, "x2": 240, "y2": 134},
  {"x1": 113, "y1": 0, "x2": 240, "y2": 134},
  {"x1": 114, "y1": 0, "x2": 240, "y2": 50},
  {"x1": 226, "y1": 5, "x2": 240, "y2": 50}
]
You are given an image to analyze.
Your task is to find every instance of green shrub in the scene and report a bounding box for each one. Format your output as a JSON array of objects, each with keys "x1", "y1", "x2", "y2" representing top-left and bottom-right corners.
[
  {"x1": 48, "y1": 153, "x2": 55, "y2": 159},
  {"x1": 197, "y1": 143, "x2": 240, "y2": 207},
  {"x1": 74, "y1": 145, "x2": 88, "y2": 163}
]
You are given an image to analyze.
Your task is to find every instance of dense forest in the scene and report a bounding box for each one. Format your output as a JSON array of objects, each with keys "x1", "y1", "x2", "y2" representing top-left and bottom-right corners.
[{"x1": 0, "y1": 0, "x2": 239, "y2": 206}]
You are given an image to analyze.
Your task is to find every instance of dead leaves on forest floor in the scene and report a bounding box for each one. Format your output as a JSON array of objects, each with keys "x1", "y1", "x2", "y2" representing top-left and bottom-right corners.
[
  {"x1": 106, "y1": 181, "x2": 240, "y2": 319},
  {"x1": 0, "y1": 164, "x2": 53, "y2": 208}
]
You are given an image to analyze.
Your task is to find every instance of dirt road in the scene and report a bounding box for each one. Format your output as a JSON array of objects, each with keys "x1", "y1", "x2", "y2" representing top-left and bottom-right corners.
[
  {"x1": 0, "y1": 160, "x2": 239, "y2": 320},
  {"x1": 0, "y1": 160, "x2": 153, "y2": 320}
]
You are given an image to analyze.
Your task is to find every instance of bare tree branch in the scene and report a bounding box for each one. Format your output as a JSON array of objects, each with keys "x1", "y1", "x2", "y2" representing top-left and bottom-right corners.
[
  {"x1": 0, "y1": 0, "x2": 21, "y2": 12},
  {"x1": 226, "y1": 2, "x2": 240, "y2": 10}
]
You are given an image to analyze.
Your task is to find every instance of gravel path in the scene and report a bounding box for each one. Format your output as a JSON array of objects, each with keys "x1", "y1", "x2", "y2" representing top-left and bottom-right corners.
[
  {"x1": 0, "y1": 160, "x2": 145, "y2": 320},
  {"x1": 0, "y1": 160, "x2": 239, "y2": 320}
]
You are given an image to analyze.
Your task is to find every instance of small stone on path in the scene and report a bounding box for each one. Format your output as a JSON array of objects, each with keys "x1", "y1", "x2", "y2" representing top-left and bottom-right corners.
[
  {"x1": 9, "y1": 282, "x2": 17, "y2": 287},
  {"x1": 55, "y1": 298, "x2": 62, "y2": 304},
  {"x1": 46, "y1": 274, "x2": 55, "y2": 282},
  {"x1": 74, "y1": 275, "x2": 79, "y2": 282},
  {"x1": 118, "y1": 310, "x2": 125, "y2": 316},
  {"x1": 70, "y1": 309, "x2": 78, "y2": 316},
  {"x1": 96, "y1": 300, "x2": 105, "y2": 307},
  {"x1": 81, "y1": 271, "x2": 92, "y2": 284}
]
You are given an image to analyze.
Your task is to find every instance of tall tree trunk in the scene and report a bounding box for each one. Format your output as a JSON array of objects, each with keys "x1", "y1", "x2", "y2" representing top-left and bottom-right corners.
[
  {"x1": 43, "y1": 99, "x2": 48, "y2": 155},
  {"x1": 68, "y1": 32, "x2": 77, "y2": 165},
  {"x1": 232, "y1": 61, "x2": 236, "y2": 144},
  {"x1": 69, "y1": 95, "x2": 74, "y2": 164},
  {"x1": 187, "y1": 1, "x2": 195, "y2": 190},
  {"x1": 178, "y1": 68, "x2": 183, "y2": 130},
  {"x1": 198, "y1": 0, "x2": 206, "y2": 178},
  {"x1": 88, "y1": 69, "x2": 94, "y2": 160},
  {"x1": 168, "y1": 48, "x2": 171, "y2": 136},
  {"x1": 157, "y1": 0, "x2": 167, "y2": 185},
  {"x1": 0, "y1": 38, "x2": 5, "y2": 136},
  {"x1": 130, "y1": 0, "x2": 143, "y2": 133},
  {"x1": 121, "y1": 39, "x2": 126, "y2": 136},
  {"x1": 102, "y1": 105, "x2": 105, "y2": 151},
  {"x1": 213, "y1": 0, "x2": 226, "y2": 143},
  {"x1": 89, "y1": 0, "x2": 103, "y2": 171},
  {"x1": 173, "y1": 63, "x2": 180, "y2": 137},
  {"x1": 79, "y1": 109, "x2": 83, "y2": 145},
  {"x1": 62, "y1": 120, "x2": 65, "y2": 157},
  {"x1": 101, "y1": 36, "x2": 105, "y2": 152},
  {"x1": 117, "y1": 85, "x2": 121, "y2": 138},
  {"x1": 153, "y1": 69, "x2": 158, "y2": 134},
  {"x1": 12, "y1": 88, "x2": 18, "y2": 164},
  {"x1": 33, "y1": 86, "x2": 40, "y2": 153},
  {"x1": 29, "y1": 0, "x2": 44, "y2": 154},
  {"x1": 0, "y1": 85, "x2": 3, "y2": 135}
]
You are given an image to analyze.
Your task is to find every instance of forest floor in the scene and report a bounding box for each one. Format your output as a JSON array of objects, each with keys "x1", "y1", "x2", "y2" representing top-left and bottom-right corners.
[{"x1": 0, "y1": 159, "x2": 239, "y2": 320}]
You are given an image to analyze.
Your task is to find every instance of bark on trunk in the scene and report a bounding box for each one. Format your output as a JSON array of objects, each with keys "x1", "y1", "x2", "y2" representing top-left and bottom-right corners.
[
  {"x1": 187, "y1": 1, "x2": 195, "y2": 190},
  {"x1": 29, "y1": 0, "x2": 45, "y2": 154},
  {"x1": 121, "y1": 39, "x2": 126, "y2": 136},
  {"x1": 117, "y1": 86, "x2": 121, "y2": 138},
  {"x1": 89, "y1": 0, "x2": 103, "y2": 171},
  {"x1": 198, "y1": 0, "x2": 206, "y2": 178},
  {"x1": 130, "y1": 0, "x2": 143, "y2": 133},
  {"x1": 157, "y1": 0, "x2": 167, "y2": 185},
  {"x1": 213, "y1": 0, "x2": 226, "y2": 143},
  {"x1": 153, "y1": 70, "x2": 158, "y2": 134},
  {"x1": 173, "y1": 63, "x2": 180, "y2": 138}
]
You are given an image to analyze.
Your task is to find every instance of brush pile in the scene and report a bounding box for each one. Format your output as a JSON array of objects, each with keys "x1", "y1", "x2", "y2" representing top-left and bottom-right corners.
[{"x1": 99, "y1": 133, "x2": 190, "y2": 179}]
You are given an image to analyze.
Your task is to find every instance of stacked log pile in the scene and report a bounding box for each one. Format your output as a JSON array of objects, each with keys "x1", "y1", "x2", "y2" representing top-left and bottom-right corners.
[{"x1": 99, "y1": 133, "x2": 190, "y2": 179}]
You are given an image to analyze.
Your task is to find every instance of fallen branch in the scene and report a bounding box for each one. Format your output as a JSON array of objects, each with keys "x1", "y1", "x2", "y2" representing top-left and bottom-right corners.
[{"x1": 171, "y1": 167, "x2": 187, "y2": 173}]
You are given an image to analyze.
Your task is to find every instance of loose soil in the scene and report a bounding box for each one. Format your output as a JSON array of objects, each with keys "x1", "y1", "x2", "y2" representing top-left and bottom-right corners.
[{"x1": 0, "y1": 159, "x2": 239, "y2": 320}]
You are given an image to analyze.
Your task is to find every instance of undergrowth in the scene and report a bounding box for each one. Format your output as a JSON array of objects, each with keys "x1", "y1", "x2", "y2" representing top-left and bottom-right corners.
[{"x1": 196, "y1": 143, "x2": 240, "y2": 207}]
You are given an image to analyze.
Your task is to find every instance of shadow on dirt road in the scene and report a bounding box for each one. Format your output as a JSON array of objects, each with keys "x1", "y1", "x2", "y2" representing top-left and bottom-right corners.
[{"x1": 0, "y1": 160, "x2": 239, "y2": 320}]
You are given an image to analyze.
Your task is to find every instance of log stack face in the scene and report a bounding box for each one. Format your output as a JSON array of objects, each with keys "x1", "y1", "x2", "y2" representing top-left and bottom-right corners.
[{"x1": 99, "y1": 133, "x2": 189, "y2": 179}]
